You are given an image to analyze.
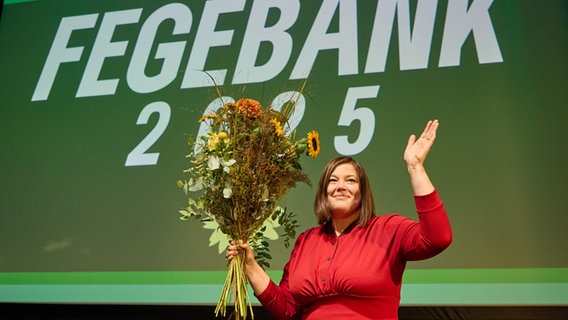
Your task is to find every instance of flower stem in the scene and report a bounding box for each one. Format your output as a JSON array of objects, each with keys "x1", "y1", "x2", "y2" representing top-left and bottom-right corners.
[{"x1": 214, "y1": 252, "x2": 253, "y2": 320}]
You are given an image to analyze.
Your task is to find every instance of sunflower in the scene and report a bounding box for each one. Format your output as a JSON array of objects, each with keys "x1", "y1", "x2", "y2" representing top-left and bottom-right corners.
[{"x1": 307, "y1": 130, "x2": 320, "y2": 158}]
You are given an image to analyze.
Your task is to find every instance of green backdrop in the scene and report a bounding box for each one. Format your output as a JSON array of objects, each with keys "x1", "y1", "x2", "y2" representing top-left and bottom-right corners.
[{"x1": 1, "y1": 0, "x2": 567, "y2": 305}]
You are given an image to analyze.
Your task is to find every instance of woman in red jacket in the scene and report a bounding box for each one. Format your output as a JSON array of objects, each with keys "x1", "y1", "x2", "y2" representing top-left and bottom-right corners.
[{"x1": 228, "y1": 119, "x2": 452, "y2": 320}]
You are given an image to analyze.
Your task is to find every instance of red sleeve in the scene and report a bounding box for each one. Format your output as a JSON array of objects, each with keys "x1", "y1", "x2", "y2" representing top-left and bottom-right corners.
[
  {"x1": 255, "y1": 235, "x2": 304, "y2": 320},
  {"x1": 400, "y1": 189, "x2": 453, "y2": 260}
]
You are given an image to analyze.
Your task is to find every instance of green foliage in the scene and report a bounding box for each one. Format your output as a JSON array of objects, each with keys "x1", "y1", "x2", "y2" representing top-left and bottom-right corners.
[{"x1": 250, "y1": 207, "x2": 299, "y2": 269}]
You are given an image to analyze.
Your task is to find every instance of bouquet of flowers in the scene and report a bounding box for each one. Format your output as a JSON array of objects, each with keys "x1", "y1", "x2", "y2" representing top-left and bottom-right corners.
[{"x1": 177, "y1": 90, "x2": 320, "y2": 319}]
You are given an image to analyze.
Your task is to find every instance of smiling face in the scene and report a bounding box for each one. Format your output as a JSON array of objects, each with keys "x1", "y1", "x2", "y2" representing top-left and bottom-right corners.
[{"x1": 327, "y1": 163, "x2": 362, "y2": 219}]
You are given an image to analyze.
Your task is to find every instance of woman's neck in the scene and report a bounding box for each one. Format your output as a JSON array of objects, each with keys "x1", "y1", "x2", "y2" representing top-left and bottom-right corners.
[{"x1": 332, "y1": 213, "x2": 359, "y2": 236}]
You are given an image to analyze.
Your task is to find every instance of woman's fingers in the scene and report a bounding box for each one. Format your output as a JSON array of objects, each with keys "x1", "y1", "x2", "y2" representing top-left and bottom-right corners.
[
  {"x1": 226, "y1": 241, "x2": 238, "y2": 261},
  {"x1": 421, "y1": 119, "x2": 439, "y2": 142},
  {"x1": 226, "y1": 240, "x2": 249, "y2": 261}
]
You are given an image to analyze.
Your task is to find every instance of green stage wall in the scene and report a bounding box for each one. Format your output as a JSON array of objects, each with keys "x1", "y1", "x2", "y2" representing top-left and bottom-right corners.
[{"x1": 1, "y1": 0, "x2": 567, "y2": 305}]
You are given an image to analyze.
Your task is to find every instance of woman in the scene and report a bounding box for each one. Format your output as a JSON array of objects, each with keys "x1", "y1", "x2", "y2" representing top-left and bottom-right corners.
[{"x1": 228, "y1": 120, "x2": 452, "y2": 319}]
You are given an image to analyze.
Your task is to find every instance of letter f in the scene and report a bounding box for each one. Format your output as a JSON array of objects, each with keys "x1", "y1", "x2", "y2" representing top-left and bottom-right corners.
[{"x1": 31, "y1": 14, "x2": 98, "y2": 101}]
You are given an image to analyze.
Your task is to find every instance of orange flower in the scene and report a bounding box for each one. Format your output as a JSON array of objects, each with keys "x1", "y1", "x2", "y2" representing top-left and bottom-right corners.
[{"x1": 236, "y1": 98, "x2": 262, "y2": 118}]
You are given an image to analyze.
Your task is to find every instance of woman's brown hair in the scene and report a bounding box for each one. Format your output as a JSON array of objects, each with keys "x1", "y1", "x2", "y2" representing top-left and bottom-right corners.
[{"x1": 313, "y1": 156, "x2": 376, "y2": 226}]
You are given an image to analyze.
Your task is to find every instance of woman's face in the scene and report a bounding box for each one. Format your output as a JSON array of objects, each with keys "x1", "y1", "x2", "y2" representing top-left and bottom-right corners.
[{"x1": 326, "y1": 163, "x2": 362, "y2": 218}]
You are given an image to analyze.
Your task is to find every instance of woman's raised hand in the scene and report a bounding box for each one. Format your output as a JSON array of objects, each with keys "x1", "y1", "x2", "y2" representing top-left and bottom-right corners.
[{"x1": 404, "y1": 119, "x2": 439, "y2": 168}]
